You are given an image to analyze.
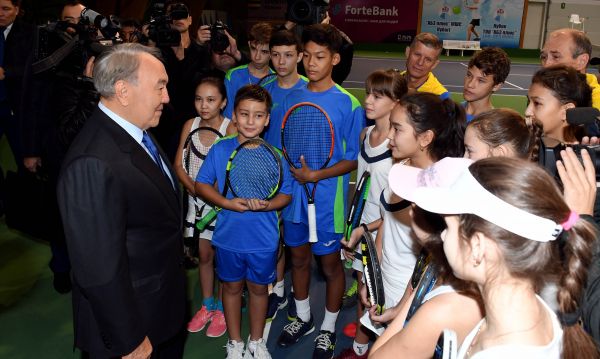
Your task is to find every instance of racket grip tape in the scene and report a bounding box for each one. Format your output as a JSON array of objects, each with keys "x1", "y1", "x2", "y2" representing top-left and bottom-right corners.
[
  {"x1": 308, "y1": 203, "x2": 318, "y2": 243},
  {"x1": 196, "y1": 209, "x2": 217, "y2": 231}
]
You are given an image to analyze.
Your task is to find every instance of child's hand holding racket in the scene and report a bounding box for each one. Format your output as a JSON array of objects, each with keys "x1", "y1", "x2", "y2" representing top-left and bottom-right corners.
[
  {"x1": 368, "y1": 305, "x2": 396, "y2": 325},
  {"x1": 290, "y1": 155, "x2": 318, "y2": 184},
  {"x1": 341, "y1": 225, "x2": 365, "y2": 261},
  {"x1": 224, "y1": 197, "x2": 250, "y2": 213}
]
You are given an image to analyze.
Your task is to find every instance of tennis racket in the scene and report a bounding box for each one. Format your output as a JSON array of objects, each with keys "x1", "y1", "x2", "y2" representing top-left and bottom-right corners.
[
  {"x1": 258, "y1": 72, "x2": 278, "y2": 87},
  {"x1": 281, "y1": 102, "x2": 334, "y2": 243},
  {"x1": 196, "y1": 138, "x2": 283, "y2": 231},
  {"x1": 183, "y1": 126, "x2": 224, "y2": 199},
  {"x1": 434, "y1": 329, "x2": 458, "y2": 359},
  {"x1": 344, "y1": 171, "x2": 371, "y2": 268},
  {"x1": 405, "y1": 263, "x2": 437, "y2": 325},
  {"x1": 360, "y1": 224, "x2": 385, "y2": 315}
]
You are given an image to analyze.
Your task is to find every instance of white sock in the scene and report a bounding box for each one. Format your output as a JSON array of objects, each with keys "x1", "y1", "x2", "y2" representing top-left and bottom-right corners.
[
  {"x1": 353, "y1": 340, "x2": 369, "y2": 355},
  {"x1": 273, "y1": 280, "x2": 284, "y2": 297},
  {"x1": 247, "y1": 338, "x2": 259, "y2": 354},
  {"x1": 320, "y1": 309, "x2": 339, "y2": 333},
  {"x1": 295, "y1": 297, "x2": 311, "y2": 322}
]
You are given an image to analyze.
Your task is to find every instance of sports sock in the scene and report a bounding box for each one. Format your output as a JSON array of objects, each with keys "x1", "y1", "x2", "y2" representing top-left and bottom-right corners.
[
  {"x1": 215, "y1": 299, "x2": 224, "y2": 312},
  {"x1": 295, "y1": 297, "x2": 311, "y2": 322},
  {"x1": 247, "y1": 338, "x2": 259, "y2": 354},
  {"x1": 202, "y1": 297, "x2": 214, "y2": 310},
  {"x1": 273, "y1": 280, "x2": 284, "y2": 297},
  {"x1": 320, "y1": 309, "x2": 339, "y2": 333},
  {"x1": 353, "y1": 340, "x2": 369, "y2": 355}
]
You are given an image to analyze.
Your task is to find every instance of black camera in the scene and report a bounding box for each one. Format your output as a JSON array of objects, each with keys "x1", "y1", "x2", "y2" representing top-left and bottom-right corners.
[
  {"x1": 147, "y1": 2, "x2": 182, "y2": 47},
  {"x1": 539, "y1": 107, "x2": 600, "y2": 182},
  {"x1": 287, "y1": 0, "x2": 329, "y2": 25},
  {"x1": 32, "y1": 8, "x2": 121, "y2": 76},
  {"x1": 209, "y1": 20, "x2": 229, "y2": 53}
]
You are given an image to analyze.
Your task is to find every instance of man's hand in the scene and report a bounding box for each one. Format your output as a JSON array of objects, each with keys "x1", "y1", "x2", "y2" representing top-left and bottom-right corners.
[
  {"x1": 122, "y1": 336, "x2": 152, "y2": 359},
  {"x1": 24, "y1": 157, "x2": 42, "y2": 173},
  {"x1": 557, "y1": 147, "x2": 597, "y2": 215},
  {"x1": 581, "y1": 136, "x2": 600, "y2": 146},
  {"x1": 290, "y1": 155, "x2": 317, "y2": 184},
  {"x1": 223, "y1": 30, "x2": 241, "y2": 62},
  {"x1": 196, "y1": 25, "x2": 211, "y2": 45}
]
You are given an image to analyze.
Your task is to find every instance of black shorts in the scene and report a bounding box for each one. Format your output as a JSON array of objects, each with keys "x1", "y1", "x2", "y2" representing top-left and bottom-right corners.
[{"x1": 470, "y1": 19, "x2": 480, "y2": 27}]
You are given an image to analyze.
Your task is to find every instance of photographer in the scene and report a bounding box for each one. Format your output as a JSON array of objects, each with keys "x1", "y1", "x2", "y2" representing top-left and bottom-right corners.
[
  {"x1": 154, "y1": 2, "x2": 247, "y2": 160},
  {"x1": 22, "y1": 0, "x2": 100, "y2": 293}
]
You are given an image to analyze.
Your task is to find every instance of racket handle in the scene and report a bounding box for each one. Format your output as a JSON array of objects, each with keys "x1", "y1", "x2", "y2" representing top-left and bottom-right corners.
[
  {"x1": 344, "y1": 259, "x2": 353, "y2": 269},
  {"x1": 196, "y1": 209, "x2": 217, "y2": 232},
  {"x1": 308, "y1": 203, "x2": 318, "y2": 243}
]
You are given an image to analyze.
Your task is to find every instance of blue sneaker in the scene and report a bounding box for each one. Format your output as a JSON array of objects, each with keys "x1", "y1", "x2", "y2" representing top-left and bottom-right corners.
[
  {"x1": 287, "y1": 291, "x2": 297, "y2": 320},
  {"x1": 266, "y1": 292, "x2": 288, "y2": 322}
]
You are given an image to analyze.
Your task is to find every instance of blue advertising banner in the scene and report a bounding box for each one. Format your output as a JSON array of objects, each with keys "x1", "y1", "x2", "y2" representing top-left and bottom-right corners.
[{"x1": 419, "y1": 0, "x2": 527, "y2": 48}]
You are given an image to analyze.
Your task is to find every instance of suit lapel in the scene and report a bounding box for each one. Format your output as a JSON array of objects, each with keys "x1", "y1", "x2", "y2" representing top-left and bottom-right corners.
[{"x1": 95, "y1": 110, "x2": 181, "y2": 217}]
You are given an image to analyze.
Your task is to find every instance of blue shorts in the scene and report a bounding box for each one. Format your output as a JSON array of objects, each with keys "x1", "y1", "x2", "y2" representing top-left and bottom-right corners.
[
  {"x1": 283, "y1": 220, "x2": 342, "y2": 256},
  {"x1": 215, "y1": 247, "x2": 277, "y2": 285}
]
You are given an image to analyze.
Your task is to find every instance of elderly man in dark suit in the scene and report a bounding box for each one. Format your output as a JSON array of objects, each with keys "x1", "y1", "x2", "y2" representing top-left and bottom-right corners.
[{"x1": 57, "y1": 43, "x2": 186, "y2": 359}]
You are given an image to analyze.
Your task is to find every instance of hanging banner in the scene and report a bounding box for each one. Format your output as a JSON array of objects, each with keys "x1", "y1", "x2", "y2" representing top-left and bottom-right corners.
[
  {"x1": 419, "y1": 0, "x2": 527, "y2": 48},
  {"x1": 329, "y1": 0, "x2": 419, "y2": 43}
]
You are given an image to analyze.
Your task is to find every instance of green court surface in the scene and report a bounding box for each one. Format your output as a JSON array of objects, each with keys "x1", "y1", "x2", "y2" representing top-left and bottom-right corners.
[{"x1": 346, "y1": 88, "x2": 528, "y2": 116}]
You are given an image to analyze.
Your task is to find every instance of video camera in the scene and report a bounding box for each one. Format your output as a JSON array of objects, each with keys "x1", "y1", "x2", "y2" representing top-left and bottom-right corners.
[
  {"x1": 539, "y1": 107, "x2": 600, "y2": 182},
  {"x1": 146, "y1": 2, "x2": 186, "y2": 47},
  {"x1": 33, "y1": 8, "x2": 121, "y2": 76},
  {"x1": 287, "y1": 0, "x2": 329, "y2": 25}
]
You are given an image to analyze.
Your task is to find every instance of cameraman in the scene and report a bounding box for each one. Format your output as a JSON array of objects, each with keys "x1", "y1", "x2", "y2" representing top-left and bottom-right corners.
[{"x1": 22, "y1": 0, "x2": 100, "y2": 293}]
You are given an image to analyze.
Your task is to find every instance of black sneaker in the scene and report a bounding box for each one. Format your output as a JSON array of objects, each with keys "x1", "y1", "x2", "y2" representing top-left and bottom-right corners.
[
  {"x1": 266, "y1": 292, "x2": 288, "y2": 322},
  {"x1": 277, "y1": 314, "x2": 315, "y2": 347},
  {"x1": 313, "y1": 330, "x2": 336, "y2": 359},
  {"x1": 287, "y1": 291, "x2": 297, "y2": 320}
]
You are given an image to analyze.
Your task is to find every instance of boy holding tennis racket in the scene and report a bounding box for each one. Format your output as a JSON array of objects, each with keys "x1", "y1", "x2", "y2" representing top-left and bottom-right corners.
[
  {"x1": 262, "y1": 29, "x2": 308, "y2": 149},
  {"x1": 276, "y1": 24, "x2": 365, "y2": 359},
  {"x1": 223, "y1": 22, "x2": 274, "y2": 119},
  {"x1": 195, "y1": 85, "x2": 293, "y2": 359}
]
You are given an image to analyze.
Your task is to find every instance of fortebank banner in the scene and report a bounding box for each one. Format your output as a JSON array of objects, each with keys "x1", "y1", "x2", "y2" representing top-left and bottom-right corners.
[
  {"x1": 419, "y1": 0, "x2": 527, "y2": 47},
  {"x1": 329, "y1": 0, "x2": 419, "y2": 43}
]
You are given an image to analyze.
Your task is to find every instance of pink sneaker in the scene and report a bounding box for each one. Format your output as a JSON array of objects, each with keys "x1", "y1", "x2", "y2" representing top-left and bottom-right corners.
[
  {"x1": 187, "y1": 305, "x2": 213, "y2": 333},
  {"x1": 206, "y1": 309, "x2": 227, "y2": 337}
]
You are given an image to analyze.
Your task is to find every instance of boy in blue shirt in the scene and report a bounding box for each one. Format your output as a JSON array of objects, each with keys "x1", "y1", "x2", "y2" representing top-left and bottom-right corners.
[
  {"x1": 196, "y1": 85, "x2": 292, "y2": 359},
  {"x1": 223, "y1": 22, "x2": 274, "y2": 119},
  {"x1": 262, "y1": 29, "x2": 308, "y2": 149},
  {"x1": 261, "y1": 29, "x2": 309, "y2": 323},
  {"x1": 462, "y1": 47, "x2": 511, "y2": 122},
  {"x1": 276, "y1": 24, "x2": 365, "y2": 359}
]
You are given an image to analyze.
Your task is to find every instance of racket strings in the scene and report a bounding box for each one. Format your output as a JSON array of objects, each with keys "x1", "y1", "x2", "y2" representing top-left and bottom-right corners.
[
  {"x1": 228, "y1": 144, "x2": 281, "y2": 199},
  {"x1": 282, "y1": 106, "x2": 333, "y2": 169},
  {"x1": 186, "y1": 129, "x2": 221, "y2": 177}
]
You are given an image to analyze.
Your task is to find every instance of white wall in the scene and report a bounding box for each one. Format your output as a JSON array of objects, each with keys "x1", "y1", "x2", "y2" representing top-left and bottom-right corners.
[{"x1": 524, "y1": 0, "x2": 600, "y2": 49}]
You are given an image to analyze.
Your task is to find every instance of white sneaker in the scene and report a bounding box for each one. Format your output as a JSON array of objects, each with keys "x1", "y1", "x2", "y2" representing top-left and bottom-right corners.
[
  {"x1": 226, "y1": 340, "x2": 245, "y2": 359},
  {"x1": 243, "y1": 338, "x2": 271, "y2": 359}
]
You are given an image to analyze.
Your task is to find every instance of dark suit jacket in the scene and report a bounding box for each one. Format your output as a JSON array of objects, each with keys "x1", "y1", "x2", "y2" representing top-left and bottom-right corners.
[
  {"x1": 57, "y1": 107, "x2": 186, "y2": 357},
  {"x1": 4, "y1": 19, "x2": 35, "y2": 116}
]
